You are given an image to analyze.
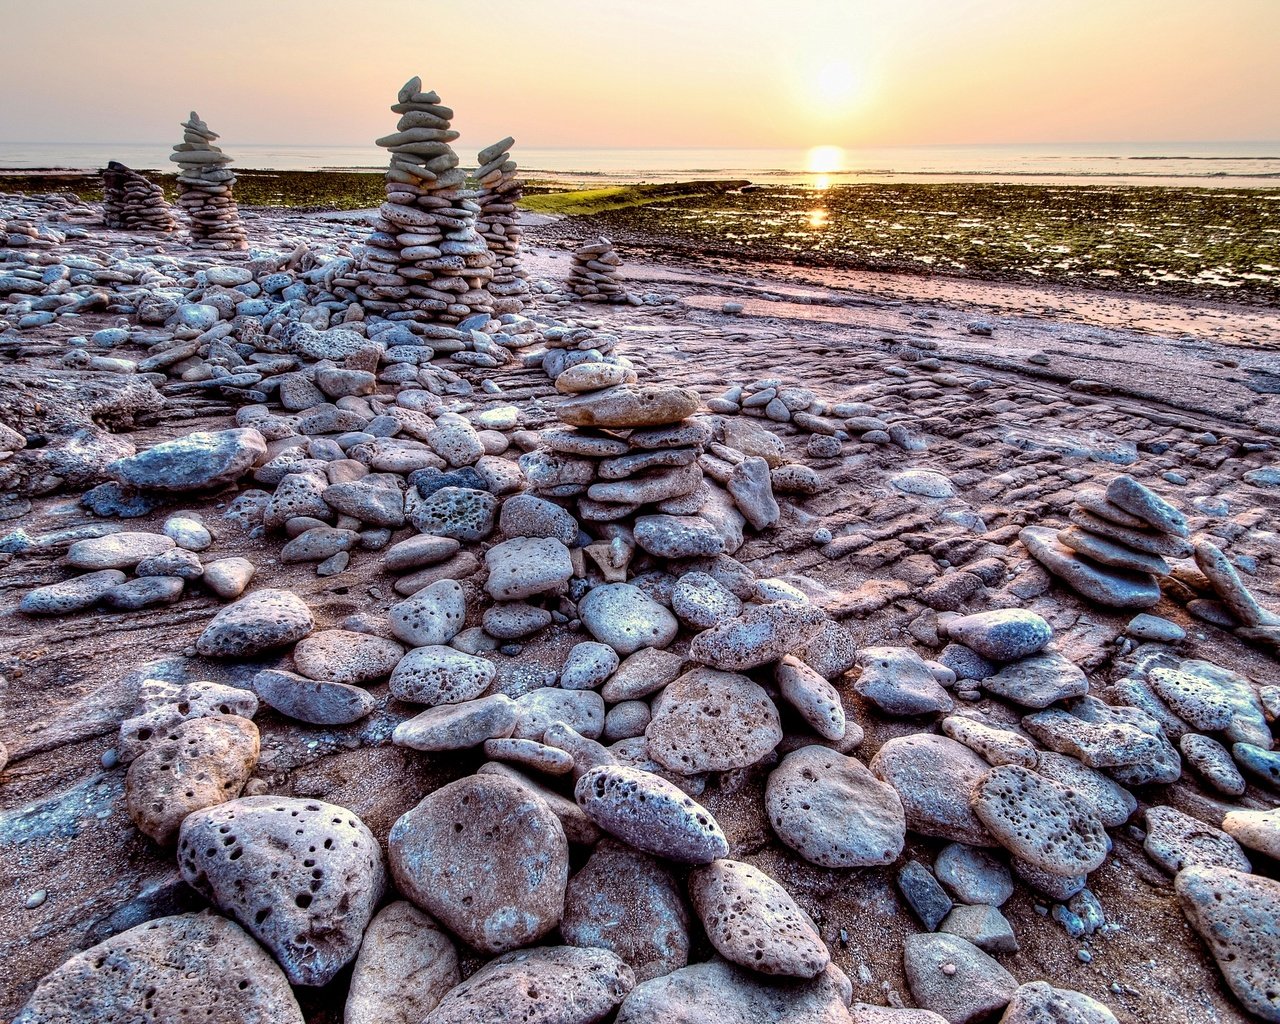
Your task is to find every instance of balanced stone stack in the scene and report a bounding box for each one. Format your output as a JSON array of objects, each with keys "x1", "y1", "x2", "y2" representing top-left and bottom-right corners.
[
  {"x1": 170, "y1": 112, "x2": 248, "y2": 250},
  {"x1": 475, "y1": 137, "x2": 531, "y2": 314},
  {"x1": 1021, "y1": 474, "x2": 1190, "y2": 609},
  {"x1": 354, "y1": 77, "x2": 495, "y2": 327},
  {"x1": 102, "y1": 161, "x2": 177, "y2": 232},
  {"x1": 567, "y1": 237, "x2": 628, "y2": 303}
]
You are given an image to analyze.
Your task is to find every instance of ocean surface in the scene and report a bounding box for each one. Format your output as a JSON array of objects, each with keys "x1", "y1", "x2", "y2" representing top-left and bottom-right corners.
[{"x1": 2, "y1": 141, "x2": 1279, "y2": 188}]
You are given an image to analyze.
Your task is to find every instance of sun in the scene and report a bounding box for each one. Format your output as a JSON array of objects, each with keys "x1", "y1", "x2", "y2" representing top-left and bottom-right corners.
[{"x1": 806, "y1": 145, "x2": 845, "y2": 174}]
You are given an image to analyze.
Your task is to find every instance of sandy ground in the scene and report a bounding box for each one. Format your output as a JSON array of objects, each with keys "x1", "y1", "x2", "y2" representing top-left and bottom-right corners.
[{"x1": 0, "y1": 203, "x2": 1277, "y2": 1021}]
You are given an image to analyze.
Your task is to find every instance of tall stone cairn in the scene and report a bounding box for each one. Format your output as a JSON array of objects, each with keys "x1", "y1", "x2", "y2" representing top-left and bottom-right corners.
[
  {"x1": 101, "y1": 161, "x2": 177, "y2": 232},
  {"x1": 474, "y1": 136, "x2": 531, "y2": 313},
  {"x1": 169, "y1": 112, "x2": 248, "y2": 250},
  {"x1": 355, "y1": 77, "x2": 495, "y2": 326},
  {"x1": 567, "y1": 237, "x2": 628, "y2": 302}
]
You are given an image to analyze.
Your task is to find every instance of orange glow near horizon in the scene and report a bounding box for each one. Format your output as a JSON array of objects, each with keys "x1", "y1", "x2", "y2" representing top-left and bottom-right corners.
[{"x1": 0, "y1": 1, "x2": 1277, "y2": 149}]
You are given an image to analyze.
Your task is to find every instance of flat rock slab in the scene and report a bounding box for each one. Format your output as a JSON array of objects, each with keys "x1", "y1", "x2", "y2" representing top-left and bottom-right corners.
[
  {"x1": 979, "y1": 652, "x2": 1088, "y2": 708},
  {"x1": 388, "y1": 774, "x2": 569, "y2": 954},
  {"x1": 870, "y1": 735, "x2": 994, "y2": 846},
  {"x1": 557, "y1": 384, "x2": 701, "y2": 428},
  {"x1": 109, "y1": 427, "x2": 267, "y2": 492},
  {"x1": 424, "y1": 945, "x2": 634, "y2": 1024},
  {"x1": 1175, "y1": 866, "x2": 1280, "y2": 1023},
  {"x1": 13, "y1": 912, "x2": 304, "y2": 1024},
  {"x1": 253, "y1": 668, "x2": 376, "y2": 725},
  {"x1": 645, "y1": 667, "x2": 782, "y2": 774},
  {"x1": 345, "y1": 902, "x2": 459, "y2": 1024},
  {"x1": 1021, "y1": 526, "x2": 1161, "y2": 609},
  {"x1": 767, "y1": 745, "x2": 905, "y2": 867},
  {"x1": 561, "y1": 839, "x2": 690, "y2": 983}
]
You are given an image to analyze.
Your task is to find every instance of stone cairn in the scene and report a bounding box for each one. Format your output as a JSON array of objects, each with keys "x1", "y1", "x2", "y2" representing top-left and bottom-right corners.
[
  {"x1": 474, "y1": 136, "x2": 531, "y2": 314},
  {"x1": 355, "y1": 77, "x2": 495, "y2": 327},
  {"x1": 567, "y1": 237, "x2": 628, "y2": 303},
  {"x1": 1020, "y1": 474, "x2": 1191, "y2": 610},
  {"x1": 102, "y1": 161, "x2": 177, "y2": 232},
  {"x1": 170, "y1": 112, "x2": 248, "y2": 250}
]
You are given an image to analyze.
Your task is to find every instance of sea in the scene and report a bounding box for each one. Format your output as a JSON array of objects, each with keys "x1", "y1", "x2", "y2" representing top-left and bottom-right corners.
[{"x1": 2, "y1": 141, "x2": 1278, "y2": 189}]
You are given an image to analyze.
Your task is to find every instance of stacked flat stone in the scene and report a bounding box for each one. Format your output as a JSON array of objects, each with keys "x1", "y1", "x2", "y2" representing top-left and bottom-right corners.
[
  {"x1": 567, "y1": 237, "x2": 628, "y2": 303},
  {"x1": 102, "y1": 161, "x2": 177, "y2": 232},
  {"x1": 355, "y1": 77, "x2": 495, "y2": 327},
  {"x1": 1021, "y1": 474, "x2": 1191, "y2": 610},
  {"x1": 475, "y1": 137, "x2": 531, "y2": 314},
  {"x1": 170, "y1": 112, "x2": 248, "y2": 250}
]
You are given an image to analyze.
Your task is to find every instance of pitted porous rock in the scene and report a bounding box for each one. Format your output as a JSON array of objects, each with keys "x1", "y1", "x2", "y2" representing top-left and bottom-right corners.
[
  {"x1": 177, "y1": 796, "x2": 385, "y2": 987},
  {"x1": 775, "y1": 656, "x2": 846, "y2": 740},
  {"x1": 1020, "y1": 704, "x2": 1164, "y2": 769},
  {"x1": 645, "y1": 667, "x2": 782, "y2": 774},
  {"x1": 66, "y1": 531, "x2": 175, "y2": 570},
  {"x1": 689, "y1": 859, "x2": 830, "y2": 978},
  {"x1": 390, "y1": 644, "x2": 496, "y2": 705},
  {"x1": 513, "y1": 687, "x2": 606, "y2": 740},
  {"x1": 125, "y1": 713, "x2": 259, "y2": 844},
  {"x1": 118, "y1": 678, "x2": 260, "y2": 762},
  {"x1": 903, "y1": 932, "x2": 1018, "y2": 1024},
  {"x1": 389, "y1": 579, "x2": 467, "y2": 646},
  {"x1": 575, "y1": 764, "x2": 729, "y2": 863},
  {"x1": 1150, "y1": 660, "x2": 1270, "y2": 747},
  {"x1": 672, "y1": 571, "x2": 743, "y2": 630},
  {"x1": 944, "y1": 609, "x2": 1052, "y2": 662},
  {"x1": 409, "y1": 485, "x2": 499, "y2": 541},
  {"x1": 484, "y1": 536, "x2": 574, "y2": 600},
  {"x1": 579, "y1": 582, "x2": 679, "y2": 655},
  {"x1": 971, "y1": 765, "x2": 1109, "y2": 877},
  {"x1": 615, "y1": 959, "x2": 853, "y2": 1024},
  {"x1": 499, "y1": 492, "x2": 580, "y2": 544},
  {"x1": 345, "y1": 901, "x2": 460, "y2": 1024},
  {"x1": 1031, "y1": 751, "x2": 1137, "y2": 828},
  {"x1": 767, "y1": 745, "x2": 905, "y2": 867},
  {"x1": 870, "y1": 734, "x2": 995, "y2": 846},
  {"x1": 941, "y1": 715, "x2": 1039, "y2": 768},
  {"x1": 999, "y1": 981, "x2": 1119, "y2": 1024},
  {"x1": 560, "y1": 640, "x2": 620, "y2": 690},
  {"x1": 561, "y1": 838, "x2": 690, "y2": 983},
  {"x1": 1175, "y1": 866, "x2": 1280, "y2": 1023},
  {"x1": 12, "y1": 912, "x2": 304, "y2": 1024},
  {"x1": 1143, "y1": 805, "x2": 1251, "y2": 874},
  {"x1": 687, "y1": 601, "x2": 824, "y2": 671},
  {"x1": 291, "y1": 629, "x2": 404, "y2": 683},
  {"x1": 393, "y1": 693, "x2": 518, "y2": 750},
  {"x1": 388, "y1": 774, "x2": 569, "y2": 954},
  {"x1": 1180, "y1": 733, "x2": 1247, "y2": 796},
  {"x1": 195, "y1": 588, "x2": 314, "y2": 657}
]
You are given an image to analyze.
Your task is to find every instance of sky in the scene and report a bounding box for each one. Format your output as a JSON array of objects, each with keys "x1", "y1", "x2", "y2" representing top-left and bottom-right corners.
[{"x1": 1, "y1": 0, "x2": 1277, "y2": 150}]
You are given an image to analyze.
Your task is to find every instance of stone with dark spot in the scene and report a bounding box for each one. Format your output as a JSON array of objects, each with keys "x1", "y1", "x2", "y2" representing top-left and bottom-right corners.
[{"x1": 177, "y1": 796, "x2": 385, "y2": 986}]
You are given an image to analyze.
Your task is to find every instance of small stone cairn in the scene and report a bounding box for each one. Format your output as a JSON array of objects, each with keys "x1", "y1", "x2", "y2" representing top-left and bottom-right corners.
[
  {"x1": 567, "y1": 237, "x2": 628, "y2": 303},
  {"x1": 102, "y1": 161, "x2": 177, "y2": 232},
  {"x1": 354, "y1": 77, "x2": 495, "y2": 327},
  {"x1": 474, "y1": 137, "x2": 531, "y2": 314},
  {"x1": 1020, "y1": 474, "x2": 1190, "y2": 609},
  {"x1": 169, "y1": 112, "x2": 248, "y2": 250}
]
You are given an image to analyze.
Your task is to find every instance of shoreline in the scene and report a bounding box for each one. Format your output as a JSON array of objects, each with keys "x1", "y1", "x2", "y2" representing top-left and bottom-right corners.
[{"x1": 4, "y1": 170, "x2": 1278, "y2": 306}]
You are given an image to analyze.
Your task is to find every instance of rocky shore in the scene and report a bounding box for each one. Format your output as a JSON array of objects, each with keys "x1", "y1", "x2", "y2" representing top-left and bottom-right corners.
[{"x1": 1, "y1": 94, "x2": 1279, "y2": 1024}]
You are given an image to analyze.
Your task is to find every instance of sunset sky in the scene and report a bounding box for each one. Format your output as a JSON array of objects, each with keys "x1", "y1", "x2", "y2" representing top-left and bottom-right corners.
[{"x1": 2, "y1": 0, "x2": 1278, "y2": 150}]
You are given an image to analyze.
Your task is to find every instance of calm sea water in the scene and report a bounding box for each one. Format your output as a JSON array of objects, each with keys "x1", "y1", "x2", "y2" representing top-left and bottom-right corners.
[{"x1": 2, "y1": 141, "x2": 1278, "y2": 188}]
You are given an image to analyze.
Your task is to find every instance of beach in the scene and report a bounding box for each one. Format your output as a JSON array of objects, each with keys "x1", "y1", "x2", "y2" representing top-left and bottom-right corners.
[{"x1": 1, "y1": 171, "x2": 1278, "y2": 1020}]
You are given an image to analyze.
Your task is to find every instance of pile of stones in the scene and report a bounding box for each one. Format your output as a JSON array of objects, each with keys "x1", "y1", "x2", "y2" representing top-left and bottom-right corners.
[
  {"x1": 354, "y1": 77, "x2": 495, "y2": 327},
  {"x1": 474, "y1": 137, "x2": 531, "y2": 314},
  {"x1": 101, "y1": 161, "x2": 177, "y2": 233},
  {"x1": 1021, "y1": 473, "x2": 1190, "y2": 609},
  {"x1": 170, "y1": 112, "x2": 248, "y2": 250},
  {"x1": 567, "y1": 236, "x2": 628, "y2": 303}
]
